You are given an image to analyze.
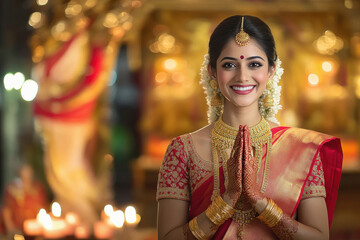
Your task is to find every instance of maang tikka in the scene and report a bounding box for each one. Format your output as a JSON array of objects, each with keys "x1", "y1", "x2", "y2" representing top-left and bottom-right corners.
[{"x1": 235, "y1": 16, "x2": 250, "y2": 46}]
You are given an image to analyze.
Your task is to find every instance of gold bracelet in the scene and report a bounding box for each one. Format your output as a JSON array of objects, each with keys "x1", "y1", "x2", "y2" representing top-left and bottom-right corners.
[
  {"x1": 258, "y1": 198, "x2": 283, "y2": 227},
  {"x1": 205, "y1": 195, "x2": 235, "y2": 226},
  {"x1": 189, "y1": 217, "x2": 208, "y2": 240}
]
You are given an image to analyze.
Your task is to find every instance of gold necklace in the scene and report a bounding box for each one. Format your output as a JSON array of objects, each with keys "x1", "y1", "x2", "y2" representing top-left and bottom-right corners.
[{"x1": 211, "y1": 116, "x2": 272, "y2": 238}]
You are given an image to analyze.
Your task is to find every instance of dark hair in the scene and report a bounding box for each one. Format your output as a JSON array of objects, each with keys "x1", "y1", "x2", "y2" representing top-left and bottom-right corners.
[{"x1": 208, "y1": 15, "x2": 277, "y2": 70}]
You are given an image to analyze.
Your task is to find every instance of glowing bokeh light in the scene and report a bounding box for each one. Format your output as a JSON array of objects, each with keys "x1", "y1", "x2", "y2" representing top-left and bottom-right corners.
[
  {"x1": 125, "y1": 206, "x2": 137, "y2": 224},
  {"x1": 29, "y1": 12, "x2": 44, "y2": 28},
  {"x1": 36, "y1": 0, "x2": 48, "y2": 6},
  {"x1": 104, "y1": 204, "x2": 114, "y2": 217},
  {"x1": 13, "y1": 72, "x2": 25, "y2": 90},
  {"x1": 51, "y1": 202, "x2": 61, "y2": 217},
  {"x1": 4, "y1": 73, "x2": 14, "y2": 90},
  {"x1": 308, "y1": 73, "x2": 319, "y2": 86},
  {"x1": 21, "y1": 80, "x2": 38, "y2": 101},
  {"x1": 110, "y1": 210, "x2": 125, "y2": 228},
  {"x1": 322, "y1": 61, "x2": 333, "y2": 72},
  {"x1": 164, "y1": 59, "x2": 177, "y2": 71},
  {"x1": 14, "y1": 234, "x2": 25, "y2": 240}
]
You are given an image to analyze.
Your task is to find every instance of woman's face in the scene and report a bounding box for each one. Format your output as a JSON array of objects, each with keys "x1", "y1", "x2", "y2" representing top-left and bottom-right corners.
[{"x1": 212, "y1": 38, "x2": 274, "y2": 111}]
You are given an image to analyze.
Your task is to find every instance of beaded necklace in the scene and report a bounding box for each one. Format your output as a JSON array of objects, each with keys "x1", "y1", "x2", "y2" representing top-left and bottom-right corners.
[{"x1": 211, "y1": 116, "x2": 272, "y2": 238}]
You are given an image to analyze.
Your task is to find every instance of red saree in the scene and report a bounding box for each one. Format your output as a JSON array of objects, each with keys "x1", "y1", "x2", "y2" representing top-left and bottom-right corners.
[{"x1": 157, "y1": 127, "x2": 343, "y2": 239}]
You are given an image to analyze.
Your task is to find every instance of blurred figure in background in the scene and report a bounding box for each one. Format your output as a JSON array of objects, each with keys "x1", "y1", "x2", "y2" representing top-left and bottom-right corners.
[{"x1": 0, "y1": 164, "x2": 48, "y2": 235}]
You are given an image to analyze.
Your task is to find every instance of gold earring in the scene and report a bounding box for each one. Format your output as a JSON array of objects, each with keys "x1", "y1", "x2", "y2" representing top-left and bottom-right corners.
[
  {"x1": 263, "y1": 80, "x2": 274, "y2": 108},
  {"x1": 266, "y1": 79, "x2": 273, "y2": 90},
  {"x1": 210, "y1": 79, "x2": 218, "y2": 90},
  {"x1": 211, "y1": 92, "x2": 223, "y2": 106},
  {"x1": 209, "y1": 79, "x2": 222, "y2": 106}
]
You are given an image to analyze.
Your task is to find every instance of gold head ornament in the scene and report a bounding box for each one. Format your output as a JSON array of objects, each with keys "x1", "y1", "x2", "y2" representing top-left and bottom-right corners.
[{"x1": 235, "y1": 16, "x2": 250, "y2": 46}]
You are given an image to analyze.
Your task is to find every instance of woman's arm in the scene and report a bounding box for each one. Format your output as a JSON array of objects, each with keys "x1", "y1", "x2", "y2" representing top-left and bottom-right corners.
[
  {"x1": 242, "y1": 126, "x2": 329, "y2": 240},
  {"x1": 157, "y1": 199, "x2": 218, "y2": 240},
  {"x1": 253, "y1": 197, "x2": 329, "y2": 240}
]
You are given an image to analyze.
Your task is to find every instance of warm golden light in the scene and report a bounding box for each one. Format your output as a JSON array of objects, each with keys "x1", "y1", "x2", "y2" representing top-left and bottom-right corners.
[
  {"x1": 36, "y1": 0, "x2": 48, "y2": 6},
  {"x1": 65, "y1": 3, "x2": 83, "y2": 17},
  {"x1": 322, "y1": 61, "x2": 333, "y2": 72},
  {"x1": 84, "y1": 0, "x2": 97, "y2": 9},
  {"x1": 65, "y1": 212, "x2": 79, "y2": 225},
  {"x1": 315, "y1": 30, "x2": 343, "y2": 55},
  {"x1": 37, "y1": 209, "x2": 47, "y2": 223},
  {"x1": 125, "y1": 206, "x2": 137, "y2": 224},
  {"x1": 104, "y1": 204, "x2": 114, "y2": 216},
  {"x1": 51, "y1": 21, "x2": 66, "y2": 36},
  {"x1": 164, "y1": 59, "x2": 177, "y2": 71},
  {"x1": 14, "y1": 234, "x2": 25, "y2": 240},
  {"x1": 52, "y1": 202, "x2": 61, "y2": 217},
  {"x1": 103, "y1": 13, "x2": 118, "y2": 28},
  {"x1": 110, "y1": 210, "x2": 125, "y2": 228},
  {"x1": 132, "y1": 0, "x2": 142, "y2": 8},
  {"x1": 308, "y1": 73, "x2": 319, "y2": 86},
  {"x1": 344, "y1": 0, "x2": 353, "y2": 9},
  {"x1": 155, "y1": 72, "x2": 168, "y2": 84},
  {"x1": 355, "y1": 76, "x2": 360, "y2": 98},
  {"x1": 43, "y1": 214, "x2": 53, "y2": 229},
  {"x1": 172, "y1": 72, "x2": 185, "y2": 83},
  {"x1": 29, "y1": 12, "x2": 44, "y2": 28}
]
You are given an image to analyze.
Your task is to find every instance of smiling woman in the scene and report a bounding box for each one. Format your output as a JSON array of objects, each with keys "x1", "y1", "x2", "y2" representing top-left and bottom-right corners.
[{"x1": 156, "y1": 15, "x2": 342, "y2": 240}]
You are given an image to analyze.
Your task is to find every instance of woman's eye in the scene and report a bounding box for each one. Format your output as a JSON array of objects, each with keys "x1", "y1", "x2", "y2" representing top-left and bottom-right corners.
[
  {"x1": 222, "y1": 62, "x2": 237, "y2": 69},
  {"x1": 249, "y1": 62, "x2": 263, "y2": 68}
]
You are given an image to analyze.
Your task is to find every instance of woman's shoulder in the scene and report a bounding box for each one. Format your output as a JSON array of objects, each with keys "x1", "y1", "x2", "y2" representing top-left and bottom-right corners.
[{"x1": 275, "y1": 126, "x2": 340, "y2": 147}]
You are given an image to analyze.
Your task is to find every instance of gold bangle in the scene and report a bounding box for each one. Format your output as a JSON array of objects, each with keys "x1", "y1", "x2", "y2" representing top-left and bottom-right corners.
[
  {"x1": 189, "y1": 217, "x2": 208, "y2": 240},
  {"x1": 205, "y1": 195, "x2": 235, "y2": 226},
  {"x1": 258, "y1": 198, "x2": 283, "y2": 227}
]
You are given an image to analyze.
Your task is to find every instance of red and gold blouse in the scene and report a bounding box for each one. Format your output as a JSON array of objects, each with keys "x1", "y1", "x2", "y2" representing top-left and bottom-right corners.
[{"x1": 156, "y1": 133, "x2": 326, "y2": 202}]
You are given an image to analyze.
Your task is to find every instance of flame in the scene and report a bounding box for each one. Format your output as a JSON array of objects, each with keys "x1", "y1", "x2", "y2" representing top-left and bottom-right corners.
[
  {"x1": 66, "y1": 212, "x2": 79, "y2": 225},
  {"x1": 36, "y1": 208, "x2": 47, "y2": 223},
  {"x1": 125, "y1": 206, "x2": 137, "y2": 224},
  {"x1": 104, "y1": 204, "x2": 114, "y2": 217},
  {"x1": 51, "y1": 202, "x2": 61, "y2": 217},
  {"x1": 43, "y1": 214, "x2": 53, "y2": 230},
  {"x1": 110, "y1": 210, "x2": 125, "y2": 228}
]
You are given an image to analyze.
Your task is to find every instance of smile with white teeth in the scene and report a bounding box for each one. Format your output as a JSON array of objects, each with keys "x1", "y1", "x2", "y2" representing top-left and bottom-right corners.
[{"x1": 231, "y1": 85, "x2": 255, "y2": 91}]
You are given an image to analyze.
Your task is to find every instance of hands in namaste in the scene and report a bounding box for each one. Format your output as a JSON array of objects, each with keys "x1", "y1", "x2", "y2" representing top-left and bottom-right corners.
[{"x1": 223, "y1": 125, "x2": 265, "y2": 208}]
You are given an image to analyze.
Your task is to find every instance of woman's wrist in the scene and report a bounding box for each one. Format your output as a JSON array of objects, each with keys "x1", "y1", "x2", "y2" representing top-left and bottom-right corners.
[
  {"x1": 253, "y1": 196, "x2": 268, "y2": 213},
  {"x1": 222, "y1": 192, "x2": 238, "y2": 208}
]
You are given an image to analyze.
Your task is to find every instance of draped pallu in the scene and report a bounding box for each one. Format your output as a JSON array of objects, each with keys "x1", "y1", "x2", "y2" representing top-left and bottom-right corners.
[{"x1": 157, "y1": 127, "x2": 342, "y2": 239}]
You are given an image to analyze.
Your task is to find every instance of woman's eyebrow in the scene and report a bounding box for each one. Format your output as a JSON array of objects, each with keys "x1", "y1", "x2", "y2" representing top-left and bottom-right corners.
[
  {"x1": 220, "y1": 56, "x2": 265, "y2": 62},
  {"x1": 246, "y1": 56, "x2": 265, "y2": 61},
  {"x1": 220, "y1": 56, "x2": 237, "y2": 62}
]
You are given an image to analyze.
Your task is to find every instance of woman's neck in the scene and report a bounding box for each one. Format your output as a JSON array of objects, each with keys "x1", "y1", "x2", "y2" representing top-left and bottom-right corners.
[{"x1": 221, "y1": 103, "x2": 262, "y2": 128}]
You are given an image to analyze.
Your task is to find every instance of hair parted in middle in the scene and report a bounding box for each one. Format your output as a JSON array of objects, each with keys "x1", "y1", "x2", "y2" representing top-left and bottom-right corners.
[
  {"x1": 201, "y1": 15, "x2": 283, "y2": 124},
  {"x1": 208, "y1": 15, "x2": 277, "y2": 71}
]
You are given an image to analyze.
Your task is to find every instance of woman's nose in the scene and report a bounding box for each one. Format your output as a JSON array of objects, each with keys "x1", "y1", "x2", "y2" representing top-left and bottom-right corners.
[{"x1": 235, "y1": 66, "x2": 249, "y2": 82}]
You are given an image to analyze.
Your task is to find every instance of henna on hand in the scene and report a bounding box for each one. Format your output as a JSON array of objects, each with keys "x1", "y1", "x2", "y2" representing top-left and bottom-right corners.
[
  {"x1": 271, "y1": 214, "x2": 299, "y2": 240},
  {"x1": 225, "y1": 126, "x2": 244, "y2": 206},
  {"x1": 242, "y1": 126, "x2": 265, "y2": 205}
]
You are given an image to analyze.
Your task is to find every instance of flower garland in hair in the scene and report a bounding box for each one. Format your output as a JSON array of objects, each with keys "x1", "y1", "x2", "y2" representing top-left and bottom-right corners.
[{"x1": 199, "y1": 54, "x2": 283, "y2": 124}]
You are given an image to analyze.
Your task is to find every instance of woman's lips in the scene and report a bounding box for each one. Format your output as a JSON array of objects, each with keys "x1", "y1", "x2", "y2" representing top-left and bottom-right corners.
[{"x1": 230, "y1": 85, "x2": 256, "y2": 95}]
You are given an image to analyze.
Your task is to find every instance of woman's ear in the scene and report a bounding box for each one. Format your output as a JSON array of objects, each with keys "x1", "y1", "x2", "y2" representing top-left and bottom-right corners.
[
  {"x1": 207, "y1": 64, "x2": 216, "y2": 79},
  {"x1": 268, "y1": 64, "x2": 276, "y2": 80}
]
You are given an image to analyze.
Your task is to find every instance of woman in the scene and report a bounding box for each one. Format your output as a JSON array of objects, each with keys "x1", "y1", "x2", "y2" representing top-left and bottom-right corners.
[{"x1": 156, "y1": 15, "x2": 342, "y2": 240}]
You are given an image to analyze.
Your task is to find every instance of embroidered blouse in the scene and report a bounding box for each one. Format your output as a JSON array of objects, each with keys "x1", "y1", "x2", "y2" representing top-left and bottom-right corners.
[{"x1": 156, "y1": 134, "x2": 326, "y2": 202}]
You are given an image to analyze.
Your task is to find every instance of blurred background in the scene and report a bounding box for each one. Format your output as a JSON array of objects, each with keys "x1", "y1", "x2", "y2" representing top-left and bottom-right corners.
[{"x1": 0, "y1": 0, "x2": 359, "y2": 239}]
